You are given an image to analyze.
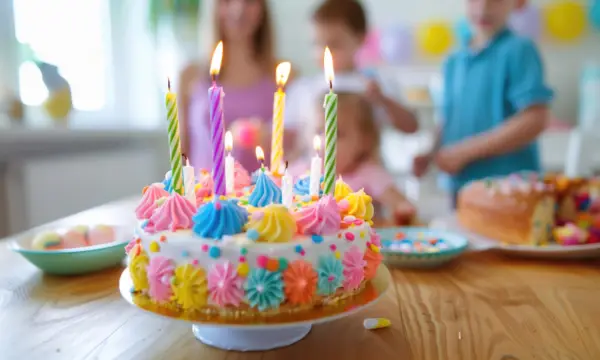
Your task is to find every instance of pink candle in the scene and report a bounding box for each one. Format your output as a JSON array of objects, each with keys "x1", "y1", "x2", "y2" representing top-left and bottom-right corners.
[{"x1": 209, "y1": 42, "x2": 226, "y2": 196}]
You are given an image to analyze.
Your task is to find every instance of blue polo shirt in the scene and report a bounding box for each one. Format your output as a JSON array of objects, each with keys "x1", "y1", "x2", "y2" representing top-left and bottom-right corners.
[{"x1": 441, "y1": 28, "x2": 554, "y2": 193}]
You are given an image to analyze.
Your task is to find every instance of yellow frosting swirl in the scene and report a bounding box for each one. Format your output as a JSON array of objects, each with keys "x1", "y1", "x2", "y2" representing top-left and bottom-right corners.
[
  {"x1": 171, "y1": 264, "x2": 208, "y2": 310},
  {"x1": 129, "y1": 249, "x2": 149, "y2": 291},
  {"x1": 247, "y1": 204, "x2": 297, "y2": 242},
  {"x1": 343, "y1": 189, "x2": 374, "y2": 223},
  {"x1": 334, "y1": 177, "x2": 353, "y2": 202}
]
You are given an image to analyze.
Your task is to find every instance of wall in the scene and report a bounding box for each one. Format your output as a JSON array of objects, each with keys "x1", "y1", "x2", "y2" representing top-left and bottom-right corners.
[{"x1": 269, "y1": 0, "x2": 600, "y2": 123}]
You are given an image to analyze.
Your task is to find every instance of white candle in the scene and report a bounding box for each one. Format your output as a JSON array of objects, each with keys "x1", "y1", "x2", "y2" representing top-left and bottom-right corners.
[
  {"x1": 309, "y1": 135, "x2": 322, "y2": 197},
  {"x1": 282, "y1": 162, "x2": 294, "y2": 207},
  {"x1": 183, "y1": 158, "x2": 196, "y2": 206},
  {"x1": 225, "y1": 131, "x2": 235, "y2": 194}
]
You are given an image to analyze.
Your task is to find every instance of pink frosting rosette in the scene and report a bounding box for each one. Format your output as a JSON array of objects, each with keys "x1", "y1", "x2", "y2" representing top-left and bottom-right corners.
[
  {"x1": 294, "y1": 195, "x2": 341, "y2": 236},
  {"x1": 147, "y1": 256, "x2": 175, "y2": 302},
  {"x1": 145, "y1": 193, "x2": 196, "y2": 233},
  {"x1": 136, "y1": 184, "x2": 169, "y2": 220},
  {"x1": 195, "y1": 169, "x2": 214, "y2": 202},
  {"x1": 207, "y1": 261, "x2": 244, "y2": 307},
  {"x1": 342, "y1": 245, "x2": 366, "y2": 290}
]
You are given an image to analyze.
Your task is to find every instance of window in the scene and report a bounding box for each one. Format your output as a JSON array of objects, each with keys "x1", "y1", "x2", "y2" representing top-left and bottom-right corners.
[{"x1": 13, "y1": 0, "x2": 111, "y2": 111}]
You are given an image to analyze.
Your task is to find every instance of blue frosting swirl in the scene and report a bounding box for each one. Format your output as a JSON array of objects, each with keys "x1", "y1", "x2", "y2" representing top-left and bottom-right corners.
[
  {"x1": 293, "y1": 175, "x2": 324, "y2": 196},
  {"x1": 162, "y1": 177, "x2": 173, "y2": 192},
  {"x1": 244, "y1": 268, "x2": 284, "y2": 311},
  {"x1": 248, "y1": 171, "x2": 282, "y2": 207},
  {"x1": 192, "y1": 199, "x2": 248, "y2": 240}
]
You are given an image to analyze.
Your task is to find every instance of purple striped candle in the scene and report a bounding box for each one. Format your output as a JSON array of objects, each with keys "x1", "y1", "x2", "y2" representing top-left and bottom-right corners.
[{"x1": 209, "y1": 42, "x2": 226, "y2": 196}]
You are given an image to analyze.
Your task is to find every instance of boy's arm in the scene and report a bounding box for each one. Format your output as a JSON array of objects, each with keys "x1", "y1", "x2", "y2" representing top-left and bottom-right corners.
[
  {"x1": 379, "y1": 95, "x2": 419, "y2": 133},
  {"x1": 453, "y1": 104, "x2": 549, "y2": 162}
]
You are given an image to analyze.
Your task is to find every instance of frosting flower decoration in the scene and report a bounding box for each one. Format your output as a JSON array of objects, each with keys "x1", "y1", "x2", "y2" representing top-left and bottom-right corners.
[
  {"x1": 342, "y1": 246, "x2": 366, "y2": 290},
  {"x1": 246, "y1": 205, "x2": 297, "y2": 242},
  {"x1": 129, "y1": 249, "x2": 150, "y2": 291},
  {"x1": 147, "y1": 256, "x2": 175, "y2": 302},
  {"x1": 334, "y1": 176, "x2": 353, "y2": 202},
  {"x1": 342, "y1": 189, "x2": 374, "y2": 224},
  {"x1": 193, "y1": 199, "x2": 248, "y2": 239},
  {"x1": 135, "y1": 184, "x2": 169, "y2": 219},
  {"x1": 171, "y1": 264, "x2": 208, "y2": 310},
  {"x1": 248, "y1": 170, "x2": 282, "y2": 207},
  {"x1": 207, "y1": 261, "x2": 244, "y2": 307},
  {"x1": 283, "y1": 260, "x2": 318, "y2": 305},
  {"x1": 316, "y1": 255, "x2": 344, "y2": 296},
  {"x1": 145, "y1": 193, "x2": 197, "y2": 233},
  {"x1": 364, "y1": 247, "x2": 382, "y2": 280},
  {"x1": 294, "y1": 195, "x2": 341, "y2": 236},
  {"x1": 244, "y1": 268, "x2": 284, "y2": 311}
]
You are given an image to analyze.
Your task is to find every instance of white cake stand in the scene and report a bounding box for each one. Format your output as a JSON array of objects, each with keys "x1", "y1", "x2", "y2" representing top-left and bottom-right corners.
[{"x1": 119, "y1": 266, "x2": 391, "y2": 352}]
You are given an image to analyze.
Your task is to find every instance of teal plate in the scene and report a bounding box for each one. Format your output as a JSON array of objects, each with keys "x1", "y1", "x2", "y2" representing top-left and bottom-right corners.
[
  {"x1": 376, "y1": 227, "x2": 468, "y2": 269},
  {"x1": 9, "y1": 226, "x2": 131, "y2": 275}
]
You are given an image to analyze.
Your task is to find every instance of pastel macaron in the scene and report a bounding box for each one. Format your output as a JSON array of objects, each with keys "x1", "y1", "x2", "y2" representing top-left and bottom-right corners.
[{"x1": 31, "y1": 231, "x2": 63, "y2": 250}]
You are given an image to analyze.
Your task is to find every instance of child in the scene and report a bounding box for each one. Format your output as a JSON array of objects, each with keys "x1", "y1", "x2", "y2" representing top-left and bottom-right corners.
[
  {"x1": 305, "y1": 92, "x2": 417, "y2": 225},
  {"x1": 286, "y1": 0, "x2": 418, "y2": 153},
  {"x1": 178, "y1": 0, "x2": 296, "y2": 173},
  {"x1": 413, "y1": 0, "x2": 554, "y2": 207}
]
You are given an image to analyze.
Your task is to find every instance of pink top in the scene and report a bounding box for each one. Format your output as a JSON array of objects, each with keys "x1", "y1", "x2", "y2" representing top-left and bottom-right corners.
[{"x1": 188, "y1": 77, "x2": 277, "y2": 173}]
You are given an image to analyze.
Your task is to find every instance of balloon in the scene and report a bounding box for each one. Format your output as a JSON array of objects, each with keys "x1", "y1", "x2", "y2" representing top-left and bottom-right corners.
[
  {"x1": 355, "y1": 30, "x2": 381, "y2": 68},
  {"x1": 544, "y1": 1, "x2": 587, "y2": 42},
  {"x1": 509, "y1": 4, "x2": 541, "y2": 39},
  {"x1": 379, "y1": 25, "x2": 413, "y2": 64},
  {"x1": 454, "y1": 17, "x2": 472, "y2": 45},
  {"x1": 417, "y1": 21, "x2": 454, "y2": 56},
  {"x1": 591, "y1": 0, "x2": 600, "y2": 30}
]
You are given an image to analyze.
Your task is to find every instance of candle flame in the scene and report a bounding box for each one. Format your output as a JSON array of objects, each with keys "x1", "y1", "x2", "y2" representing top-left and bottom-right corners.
[
  {"x1": 210, "y1": 41, "x2": 224, "y2": 76},
  {"x1": 324, "y1": 47, "x2": 334, "y2": 88},
  {"x1": 255, "y1": 146, "x2": 265, "y2": 161},
  {"x1": 313, "y1": 135, "x2": 322, "y2": 152},
  {"x1": 276, "y1": 62, "x2": 291, "y2": 88},
  {"x1": 225, "y1": 131, "x2": 233, "y2": 152}
]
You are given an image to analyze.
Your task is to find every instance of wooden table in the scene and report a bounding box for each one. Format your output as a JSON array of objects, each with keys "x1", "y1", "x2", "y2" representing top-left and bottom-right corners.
[{"x1": 1, "y1": 198, "x2": 600, "y2": 360}]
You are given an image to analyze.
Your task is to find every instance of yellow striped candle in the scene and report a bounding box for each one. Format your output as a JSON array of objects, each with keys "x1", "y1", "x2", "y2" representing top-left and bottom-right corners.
[
  {"x1": 166, "y1": 79, "x2": 184, "y2": 195},
  {"x1": 270, "y1": 62, "x2": 291, "y2": 174}
]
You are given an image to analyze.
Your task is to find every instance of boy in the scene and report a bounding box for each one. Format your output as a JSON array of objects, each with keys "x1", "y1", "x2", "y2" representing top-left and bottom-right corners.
[
  {"x1": 413, "y1": 0, "x2": 554, "y2": 207},
  {"x1": 286, "y1": 0, "x2": 418, "y2": 150}
]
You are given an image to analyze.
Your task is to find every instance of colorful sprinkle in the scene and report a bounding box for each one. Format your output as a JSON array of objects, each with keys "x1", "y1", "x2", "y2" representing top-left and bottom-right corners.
[
  {"x1": 239, "y1": 256, "x2": 246, "y2": 262},
  {"x1": 237, "y1": 263, "x2": 250, "y2": 277},
  {"x1": 247, "y1": 229, "x2": 260, "y2": 241},
  {"x1": 214, "y1": 201, "x2": 222, "y2": 210},
  {"x1": 201, "y1": 244, "x2": 209, "y2": 252},
  {"x1": 159, "y1": 235, "x2": 167, "y2": 242},
  {"x1": 294, "y1": 245, "x2": 304, "y2": 254},
  {"x1": 345, "y1": 232, "x2": 355, "y2": 241},
  {"x1": 312, "y1": 235, "x2": 324, "y2": 244},
  {"x1": 209, "y1": 246, "x2": 221, "y2": 259},
  {"x1": 135, "y1": 238, "x2": 141, "y2": 244},
  {"x1": 149, "y1": 241, "x2": 160, "y2": 253},
  {"x1": 278, "y1": 258, "x2": 289, "y2": 271},
  {"x1": 334, "y1": 250, "x2": 341, "y2": 259},
  {"x1": 240, "y1": 247, "x2": 248, "y2": 255},
  {"x1": 257, "y1": 255, "x2": 269, "y2": 268},
  {"x1": 354, "y1": 219, "x2": 363, "y2": 226},
  {"x1": 300, "y1": 250, "x2": 306, "y2": 256},
  {"x1": 191, "y1": 259, "x2": 199, "y2": 265},
  {"x1": 181, "y1": 250, "x2": 190, "y2": 257},
  {"x1": 330, "y1": 244, "x2": 337, "y2": 251},
  {"x1": 359, "y1": 231, "x2": 366, "y2": 239},
  {"x1": 266, "y1": 258, "x2": 280, "y2": 272},
  {"x1": 343, "y1": 215, "x2": 356, "y2": 222}
]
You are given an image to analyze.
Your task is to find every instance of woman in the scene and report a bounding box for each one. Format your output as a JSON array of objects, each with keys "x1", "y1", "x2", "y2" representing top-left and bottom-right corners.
[{"x1": 178, "y1": 0, "x2": 293, "y2": 173}]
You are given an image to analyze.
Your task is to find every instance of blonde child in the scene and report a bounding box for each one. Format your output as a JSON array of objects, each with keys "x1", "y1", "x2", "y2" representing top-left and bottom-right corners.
[{"x1": 413, "y1": 0, "x2": 554, "y2": 207}]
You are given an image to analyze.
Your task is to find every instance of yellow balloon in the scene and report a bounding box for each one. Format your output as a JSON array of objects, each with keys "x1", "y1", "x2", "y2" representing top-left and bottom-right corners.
[
  {"x1": 417, "y1": 21, "x2": 454, "y2": 56},
  {"x1": 544, "y1": 1, "x2": 587, "y2": 42}
]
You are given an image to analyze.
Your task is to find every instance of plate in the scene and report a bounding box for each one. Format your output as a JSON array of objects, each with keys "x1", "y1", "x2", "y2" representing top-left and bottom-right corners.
[
  {"x1": 430, "y1": 214, "x2": 600, "y2": 260},
  {"x1": 9, "y1": 225, "x2": 131, "y2": 275},
  {"x1": 377, "y1": 227, "x2": 468, "y2": 268},
  {"x1": 119, "y1": 265, "x2": 392, "y2": 351}
]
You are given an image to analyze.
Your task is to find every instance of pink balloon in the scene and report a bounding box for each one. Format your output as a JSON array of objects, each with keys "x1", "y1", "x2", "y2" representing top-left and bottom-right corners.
[
  {"x1": 355, "y1": 30, "x2": 381, "y2": 68},
  {"x1": 509, "y1": 4, "x2": 541, "y2": 40}
]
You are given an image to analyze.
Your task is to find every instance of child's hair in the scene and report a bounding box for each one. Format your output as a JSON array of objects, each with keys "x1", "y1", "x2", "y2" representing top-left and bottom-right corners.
[
  {"x1": 312, "y1": 0, "x2": 368, "y2": 37},
  {"x1": 201, "y1": 0, "x2": 275, "y2": 75}
]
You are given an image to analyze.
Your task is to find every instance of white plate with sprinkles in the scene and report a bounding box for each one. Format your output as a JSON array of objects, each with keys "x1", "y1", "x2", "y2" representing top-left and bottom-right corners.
[
  {"x1": 430, "y1": 214, "x2": 600, "y2": 260},
  {"x1": 377, "y1": 227, "x2": 468, "y2": 268}
]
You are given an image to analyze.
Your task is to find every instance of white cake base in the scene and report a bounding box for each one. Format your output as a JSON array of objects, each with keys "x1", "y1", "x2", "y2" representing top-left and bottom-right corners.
[{"x1": 192, "y1": 325, "x2": 311, "y2": 351}]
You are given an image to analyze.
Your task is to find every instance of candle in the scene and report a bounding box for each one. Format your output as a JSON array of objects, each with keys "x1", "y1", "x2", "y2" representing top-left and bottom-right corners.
[
  {"x1": 225, "y1": 131, "x2": 235, "y2": 194},
  {"x1": 271, "y1": 62, "x2": 291, "y2": 174},
  {"x1": 309, "y1": 135, "x2": 322, "y2": 197},
  {"x1": 166, "y1": 79, "x2": 184, "y2": 195},
  {"x1": 323, "y1": 47, "x2": 338, "y2": 195},
  {"x1": 208, "y1": 41, "x2": 226, "y2": 196},
  {"x1": 256, "y1": 146, "x2": 265, "y2": 170},
  {"x1": 282, "y1": 161, "x2": 293, "y2": 208},
  {"x1": 182, "y1": 155, "x2": 196, "y2": 206}
]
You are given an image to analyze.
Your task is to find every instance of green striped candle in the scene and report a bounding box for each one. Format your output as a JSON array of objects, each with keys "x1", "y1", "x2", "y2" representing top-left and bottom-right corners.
[
  {"x1": 166, "y1": 79, "x2": 184, "y2": 195},
  {"x1": 323, "y1": 47, "x2": 338, "y2": 195}
]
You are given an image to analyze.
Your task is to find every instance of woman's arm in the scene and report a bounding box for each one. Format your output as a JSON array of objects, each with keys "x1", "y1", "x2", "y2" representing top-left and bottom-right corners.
[{"x1": 177, "y1": 63, "x2": 201, "y2": 156}]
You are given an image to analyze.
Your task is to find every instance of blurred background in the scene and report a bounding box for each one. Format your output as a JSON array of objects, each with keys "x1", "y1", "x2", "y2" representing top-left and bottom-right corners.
[{"x1": 0, "y1": 0, "x2": 599, "y2": 236}]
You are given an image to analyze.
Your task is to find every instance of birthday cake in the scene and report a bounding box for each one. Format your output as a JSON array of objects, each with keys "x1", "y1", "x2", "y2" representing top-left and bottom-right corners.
[
  {"x1": 126, "y1": 164, "x2": 382, "y2": 319},
  {"x1": 458, "y1": 173, "x2": 600, "y2": 246}
]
